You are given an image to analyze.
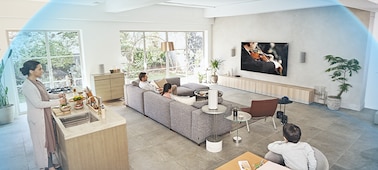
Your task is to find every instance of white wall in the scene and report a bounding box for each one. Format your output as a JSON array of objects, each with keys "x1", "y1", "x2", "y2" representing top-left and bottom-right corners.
[
  {"x1": 365, "y1": 12, "x2": 378, "y2": 110},
  {"x1": 0, "y1": 2, "x2": 213, "y2": 113},
  {"x1": 1, "y1": 2, "x2": 214, "y2": 87},
  {"x1": 212, "y1": 6, "x2": 372, "y2": 111},
  {"x1": 1, "y1": 2, "x2": 376, "y2": 111}
]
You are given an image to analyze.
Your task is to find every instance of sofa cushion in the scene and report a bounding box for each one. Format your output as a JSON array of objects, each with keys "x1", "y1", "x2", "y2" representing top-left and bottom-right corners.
[
  {"x1": 181, "y1": 83, "x2": 209, "y2": 91},
  {"x1": 166, "y1": 77, "x2": 181, "y2": 86},
  {"x1": 172, "y1": 95, "x2": 196, "y2": 105},
  {"x1": 154, "y1": 78, "x2": 168, "y2": 88},
  {"x1": 131, "y1": 80, "x2": 140, "y2": 86},
  {"x1": 177, "y1": 86, "x2": 195, "y2": 96},
  {"x1": 192, "y1": 97, "x2": 224, "y2": 109},
  {"x1": 144, "y1": 91, "x2": 172, "y2": 128}
]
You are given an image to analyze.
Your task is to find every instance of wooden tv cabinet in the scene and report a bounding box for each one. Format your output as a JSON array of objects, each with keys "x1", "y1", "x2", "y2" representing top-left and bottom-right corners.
[{"x1": 218, "y1": 75, "x2": 314, "y2": 104}]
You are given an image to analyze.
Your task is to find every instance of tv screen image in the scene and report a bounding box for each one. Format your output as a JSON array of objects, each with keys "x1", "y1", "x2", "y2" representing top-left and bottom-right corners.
[{"x1": 241, "y1": 42, "x2": 289, "y2": 76}]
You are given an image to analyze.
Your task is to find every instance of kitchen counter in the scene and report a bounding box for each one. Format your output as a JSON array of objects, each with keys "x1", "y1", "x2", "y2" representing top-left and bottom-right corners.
[
  {"x1": 52, "y1": 103, "x2": 129, "y2": 170},
  {"x1": 52, "y1": 104, "x2": 126, "y2": 140}
]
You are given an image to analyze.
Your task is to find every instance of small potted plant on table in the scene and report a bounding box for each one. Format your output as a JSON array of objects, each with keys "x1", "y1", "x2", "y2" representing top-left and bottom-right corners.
[{"x1": 210, "y1": 58, "x2": 224, "y2": 83}]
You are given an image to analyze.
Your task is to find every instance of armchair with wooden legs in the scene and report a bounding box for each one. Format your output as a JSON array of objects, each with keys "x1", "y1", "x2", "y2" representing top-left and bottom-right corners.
[{"x1": 241, "y1": 98, "x2": 279, "y2": 129}]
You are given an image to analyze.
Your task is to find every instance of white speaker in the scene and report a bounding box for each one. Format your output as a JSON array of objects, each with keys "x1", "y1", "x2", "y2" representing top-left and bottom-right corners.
[{"x1": 99, "y1": 64, "x2": 105, "y2": 74}]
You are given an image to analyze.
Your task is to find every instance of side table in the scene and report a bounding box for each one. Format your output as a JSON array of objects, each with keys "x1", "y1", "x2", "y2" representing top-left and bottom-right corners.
[
  {"x1": 194, "y1": 89, "x2": 223, "y2": 101},
  {"x1": 225, "y1": 111, "x2": 251, "y2": 144},
  {"x1": 201, "y1": 104, "x2": 227, "y2": 153}
]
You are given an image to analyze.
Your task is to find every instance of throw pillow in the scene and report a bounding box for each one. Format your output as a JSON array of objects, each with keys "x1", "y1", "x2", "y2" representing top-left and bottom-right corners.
[
  {"x1": 131, "y1": 80, "x2": 140, "y2": 86},
  {"x1": 154, "y1": 78, "x2": 168, "y2": 88},
  {"x1": 172, "y1": 95, "x2": 196, "y2": 105}
]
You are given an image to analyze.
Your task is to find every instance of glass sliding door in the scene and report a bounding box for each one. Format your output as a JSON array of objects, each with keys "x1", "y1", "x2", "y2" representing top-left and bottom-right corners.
[
  {"x1": 120, "y1": 31, "x2": 204, "y2": 83},
  {"x1": 7, "y1": 30, "x2": 83, "y2": 113}
]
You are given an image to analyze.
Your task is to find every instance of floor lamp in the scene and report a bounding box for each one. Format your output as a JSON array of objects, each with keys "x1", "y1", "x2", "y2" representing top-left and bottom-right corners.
[{"x1": 161, "y1": 42, "x2": 174, "y2": 77}]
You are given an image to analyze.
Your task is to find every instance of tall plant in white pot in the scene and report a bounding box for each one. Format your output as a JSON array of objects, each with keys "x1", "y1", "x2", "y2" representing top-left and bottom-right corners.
[
  {"x1": 0, "y1": 51, "x2": 15, "y2": 125},
  {"x1": 324, "y1": 55, "x2": 361, "y2": 110}
]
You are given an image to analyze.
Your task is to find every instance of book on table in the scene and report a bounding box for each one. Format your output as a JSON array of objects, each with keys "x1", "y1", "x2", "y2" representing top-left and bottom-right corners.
[
  {"x1": 257, "y1": 161, "x2": 290, "y2": 170},
  {"x1": 238, "y1": 160, "x2": 251, "y2": 170}
]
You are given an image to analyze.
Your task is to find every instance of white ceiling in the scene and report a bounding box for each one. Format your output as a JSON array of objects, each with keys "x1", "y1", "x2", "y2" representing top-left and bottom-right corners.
[{"x1": 40, "y1": 0, "x2": 378, "y2": 17}]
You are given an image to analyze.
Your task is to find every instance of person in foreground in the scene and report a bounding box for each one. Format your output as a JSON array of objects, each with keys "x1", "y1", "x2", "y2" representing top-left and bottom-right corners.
[
  {"x1": 265, "y1": 123, "x2": 317, "y2": 170},
  {"x1": 161, "y1": 83, "x2": 172, "y2": 99},
  {"x1": 20, "y1": 60, "x2": 66, "y2": 170}
]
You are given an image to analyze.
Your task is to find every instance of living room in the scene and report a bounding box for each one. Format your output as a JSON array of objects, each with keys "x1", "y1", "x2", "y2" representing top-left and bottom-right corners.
[
  {"x1": 0, "y1": 0, "x2": 378, "y2": 169},
  {"x1": 1, "y1": 0, "x2": 377, "y2": 112}
]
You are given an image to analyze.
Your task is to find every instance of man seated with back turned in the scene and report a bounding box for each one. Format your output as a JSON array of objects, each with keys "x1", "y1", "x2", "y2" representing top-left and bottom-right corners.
[
  {"x1": 138, "y1": 72, "x2": 177, "y2": 94},
  {"x1": 265, "y1": 123, "x2": 317, "y2": 170}
]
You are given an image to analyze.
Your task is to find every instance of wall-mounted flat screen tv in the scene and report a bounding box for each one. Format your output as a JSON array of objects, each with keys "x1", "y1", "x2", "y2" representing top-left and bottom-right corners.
[{"x1": 241, "y1": 42, "x2": 288, "y2": 76}]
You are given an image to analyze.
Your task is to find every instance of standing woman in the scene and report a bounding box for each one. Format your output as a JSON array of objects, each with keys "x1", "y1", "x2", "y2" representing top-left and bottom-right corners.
[{"x1": 20, "y1": 60, "x2": 66, "y2": 170}]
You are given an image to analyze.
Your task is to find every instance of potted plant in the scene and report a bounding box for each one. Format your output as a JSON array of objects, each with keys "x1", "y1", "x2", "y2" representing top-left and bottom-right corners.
[
  {"x1": 324, "y1": 55, "x2": 361, "y2": 110},
  {"x1": 0, "y1": 59, "x2": 15, "y2": 125},
  {"x1": 198, "y1": 73, "x2": 205, "y2": 83},
  {"x1": 210, "y1": 58, "x2": 224, "y2": 83}
]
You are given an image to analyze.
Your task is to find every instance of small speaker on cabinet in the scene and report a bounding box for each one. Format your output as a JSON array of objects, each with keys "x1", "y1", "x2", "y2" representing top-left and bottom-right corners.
[{"x1": 300, "y1": 52, "x2": 306, "y2": 63}]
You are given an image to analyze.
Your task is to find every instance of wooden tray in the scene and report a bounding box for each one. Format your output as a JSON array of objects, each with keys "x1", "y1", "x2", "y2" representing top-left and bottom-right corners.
[{"x1": 53, "y1": 108, "x2": 71, "y2": 116}]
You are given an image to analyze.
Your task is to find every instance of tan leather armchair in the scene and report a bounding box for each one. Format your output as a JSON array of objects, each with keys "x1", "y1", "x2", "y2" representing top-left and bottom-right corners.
[{"x1": 241, "y1": 98, "x2": 279, "y2": 129}]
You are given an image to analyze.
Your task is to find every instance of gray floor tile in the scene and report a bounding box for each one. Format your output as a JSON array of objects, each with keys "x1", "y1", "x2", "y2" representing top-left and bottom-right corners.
[{"x1": 0, "y1": 85, "x2": 377, "y2": 170}]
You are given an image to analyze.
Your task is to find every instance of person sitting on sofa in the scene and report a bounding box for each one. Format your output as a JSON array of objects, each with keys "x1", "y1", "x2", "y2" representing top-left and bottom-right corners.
[
  {"x1": 161, "y1": 83, "x2": 172, "y2": 99},
  {"x1": 138, "y1": 72, "x2": 162, "y2": 93},
  {"x1": 138, "y1": 72, "x2": 179, "y2": 95},
  {"x1": 265, "y1": 123, "x2": 317, "y2": 170}
]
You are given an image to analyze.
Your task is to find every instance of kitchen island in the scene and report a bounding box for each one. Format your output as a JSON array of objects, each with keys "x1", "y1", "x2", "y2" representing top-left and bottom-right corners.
[{"x1": 52, "y1": 104, "x2": 128, "y2": 170}]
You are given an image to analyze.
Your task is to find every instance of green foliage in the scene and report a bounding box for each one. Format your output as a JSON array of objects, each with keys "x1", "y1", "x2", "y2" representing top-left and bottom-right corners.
[
  {"x1": 120, "y1": 31, "x2": 204, "y2": 77},
  {"x1": 9, "y1": 31, "x2": 82, "y2": 88},
  {"x1": 210, "y1": 58, "x2": 224, "y2": 75},
  {"x1": 324, "y1": 55, "x2": 362, "y2": 99},
  {"x1": 198, "y1": 72, "x2": 205, "y2": 82},
  {"x1": 0, "y1": 60, "x2": 9, "y2": 107}
]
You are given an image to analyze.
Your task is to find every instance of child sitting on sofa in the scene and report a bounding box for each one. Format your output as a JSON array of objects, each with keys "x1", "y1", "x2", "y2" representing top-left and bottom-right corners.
[{"x1": 265, "y1": 123, "x2": 317, "y2": 170}]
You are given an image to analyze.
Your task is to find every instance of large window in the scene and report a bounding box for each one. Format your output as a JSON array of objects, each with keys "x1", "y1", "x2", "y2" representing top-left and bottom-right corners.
[
  {"x1": 120, "y1": 31, "x2": 204, "y2": 81},
  {"x1": 7, "y1": 30, "x2": 83, "y2": 112}
]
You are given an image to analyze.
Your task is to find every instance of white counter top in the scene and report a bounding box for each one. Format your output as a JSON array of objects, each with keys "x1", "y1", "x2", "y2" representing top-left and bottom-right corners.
[{"x1": 52, "y1": 104, "x2": 126, "y2": 140}]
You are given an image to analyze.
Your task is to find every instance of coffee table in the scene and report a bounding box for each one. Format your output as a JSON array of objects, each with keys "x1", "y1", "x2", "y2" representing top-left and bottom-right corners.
[
  {"x1": 215, "y1": 152, "x2": 265, "y2": 170},
  {"x1": 201, "y1": 104, "x2": 227, "y2": 153},
  {"x1": 215, "y1": 152, "x2": 289, "y2": 170},
  {"x1": 225, "y1": 111, "x2": 251, "y2": 143},
  {"x1": 194, "y1": 89, "x2": 223, "y2": 101}
]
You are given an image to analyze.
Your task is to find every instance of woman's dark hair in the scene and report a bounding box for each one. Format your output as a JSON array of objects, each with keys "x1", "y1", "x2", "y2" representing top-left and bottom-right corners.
[
  {"x1": 162, "y1": 83, "x2": 172, "y2": 95},
  {"x1": 19, "y1": 60, "x2": 40, "y2": 76},
  {"x1": 139, "y1": 72, "x2": 146, "y2": 81},
  {"x1": 283, "y1": 123, "x2": 301, "y2": 143}
]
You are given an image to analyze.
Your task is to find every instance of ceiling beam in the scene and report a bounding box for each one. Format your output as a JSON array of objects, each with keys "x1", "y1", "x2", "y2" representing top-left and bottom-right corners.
[
  {"x1": 105, "y1": 0, "x2": 168, "y2": 12},
  {"x1": 204, "y1": 0, "x2": 340, "y2": 18}
]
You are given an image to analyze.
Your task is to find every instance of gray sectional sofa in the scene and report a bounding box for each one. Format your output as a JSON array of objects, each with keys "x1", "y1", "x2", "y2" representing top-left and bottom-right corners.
[{"x1": 125, "y1": 77, "x2": 232, "y2": 145}]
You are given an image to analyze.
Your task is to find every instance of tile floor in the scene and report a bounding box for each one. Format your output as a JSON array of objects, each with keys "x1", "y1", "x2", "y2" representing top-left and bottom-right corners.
[{"x1": 0, "y1": 85, "x2": 377, "y2": 170}]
